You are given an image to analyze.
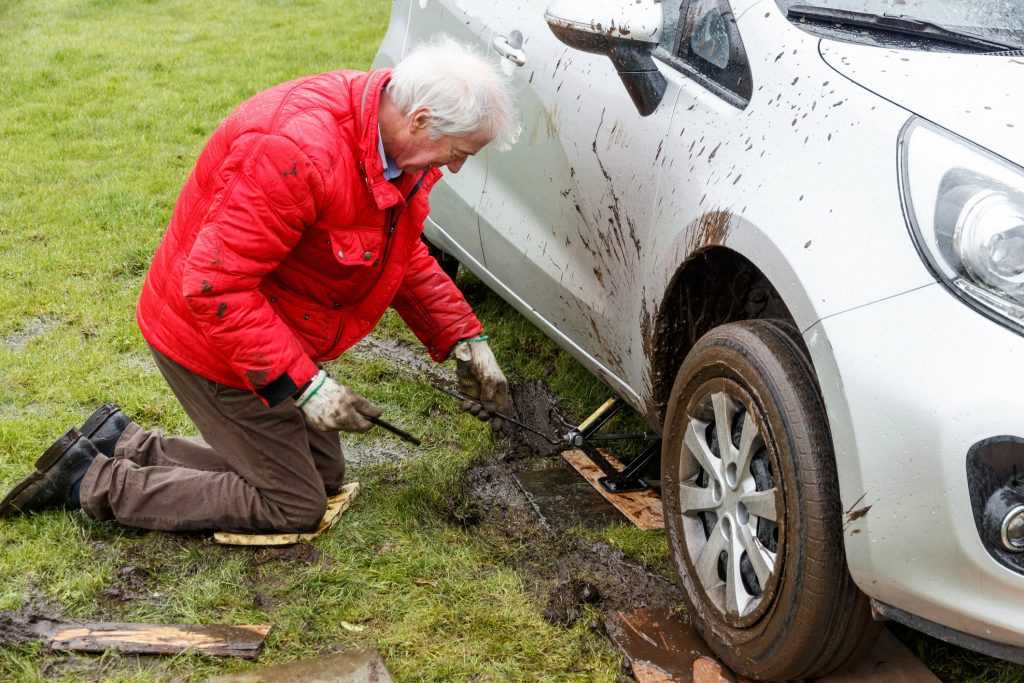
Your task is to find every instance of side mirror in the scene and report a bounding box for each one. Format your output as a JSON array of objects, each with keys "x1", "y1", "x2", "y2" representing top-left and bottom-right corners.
[{"x1": 544, "y1": 0, "x2": 667, "y2": 116}]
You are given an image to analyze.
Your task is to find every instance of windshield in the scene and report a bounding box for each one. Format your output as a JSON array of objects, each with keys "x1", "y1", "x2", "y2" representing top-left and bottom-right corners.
[{"x1": 776, "y1": 0, "x2": 1024, "y2": 47}]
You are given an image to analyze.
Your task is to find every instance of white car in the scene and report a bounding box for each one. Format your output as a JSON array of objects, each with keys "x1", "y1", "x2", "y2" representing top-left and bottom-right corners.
[{"x1": 375, "y1": 1, "x2": 1024, "y2": 679}]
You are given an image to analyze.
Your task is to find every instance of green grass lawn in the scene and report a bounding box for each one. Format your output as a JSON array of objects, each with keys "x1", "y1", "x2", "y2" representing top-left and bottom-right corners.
[
  {"x1": 1, "y1": 2, "x2": 1022, "y2": 682},
  {"x1": 0, "y1": 1, "x2": 626, "y2": 680}
]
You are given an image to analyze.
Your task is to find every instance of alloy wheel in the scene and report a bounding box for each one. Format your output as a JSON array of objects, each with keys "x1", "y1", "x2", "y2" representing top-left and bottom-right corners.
[{"x1": 677, "y1": 379, "x2": 783, "y2": 626}]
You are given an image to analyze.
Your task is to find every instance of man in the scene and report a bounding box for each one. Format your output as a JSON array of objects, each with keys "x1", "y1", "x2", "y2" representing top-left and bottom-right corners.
[{"x1": 0, "y1": 38, "x2": 519, "y2": 532}]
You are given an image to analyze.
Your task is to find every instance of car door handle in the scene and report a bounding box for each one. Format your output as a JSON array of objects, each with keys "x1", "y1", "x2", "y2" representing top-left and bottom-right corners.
[{"x1": 493, "y1": 32, "x2": 527, "y2": 67}]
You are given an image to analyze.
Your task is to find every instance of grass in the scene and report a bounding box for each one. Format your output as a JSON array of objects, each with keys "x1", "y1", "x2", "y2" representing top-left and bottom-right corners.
[
  {"x1": 0, "y1": 1, "x2": 621, "y2": 680},
  {"x1": 0, "y1": 1, "x2": 1021, "y2": 682}
]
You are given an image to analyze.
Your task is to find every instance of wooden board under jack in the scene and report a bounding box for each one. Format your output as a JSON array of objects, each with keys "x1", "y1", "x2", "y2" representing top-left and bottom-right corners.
[
  {"x1": 28, "y1": 620, "x2": 270, "y2": 658},
  {"x1": 562, "y1": 450, "x2": 664, "y2": 530},
  {"x1": 214, "y1": 483, "x2": 359, "y2": 546}
]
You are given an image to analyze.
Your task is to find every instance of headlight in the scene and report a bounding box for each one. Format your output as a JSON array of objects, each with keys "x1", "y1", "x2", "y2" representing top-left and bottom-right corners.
[{"x1": 899, "y1": 117, "x2": 1024, "y2": 333}]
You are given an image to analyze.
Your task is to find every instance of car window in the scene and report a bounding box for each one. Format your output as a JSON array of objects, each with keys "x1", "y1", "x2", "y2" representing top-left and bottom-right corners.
[{"x1": 658, "y1": 0, "x2": 753, "y2": 106}]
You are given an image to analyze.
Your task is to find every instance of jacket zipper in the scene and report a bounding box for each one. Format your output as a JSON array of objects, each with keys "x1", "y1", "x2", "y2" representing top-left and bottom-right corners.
[
  {"x1": 372, "y1": 171, "x2": 428, "y2": 286},
  {"x1": 324, "y1": 172, "x2": 429, "y2": 357}
]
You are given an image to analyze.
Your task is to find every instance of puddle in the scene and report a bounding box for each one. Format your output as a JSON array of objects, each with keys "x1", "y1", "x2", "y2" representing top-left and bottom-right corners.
[
  {"x1": 3, "y1": 315, "x2": 59, "y2": 352},
  {"x1": 605, "y1": 608, "x2": 717, "y2": 683},
  {"x1": 513, "y1": 462, "x2": 626, "y2": 531},
  {"x1": 462, "y1": 450, "x2": 683, "y2": 629}
]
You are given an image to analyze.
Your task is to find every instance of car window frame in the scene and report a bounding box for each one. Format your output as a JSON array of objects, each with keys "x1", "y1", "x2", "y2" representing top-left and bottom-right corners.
[{"x1": 654, "y1": 0, "x2": 753, "y2": 110}]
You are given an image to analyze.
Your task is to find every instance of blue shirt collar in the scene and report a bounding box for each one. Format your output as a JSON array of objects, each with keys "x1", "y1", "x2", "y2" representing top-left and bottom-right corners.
[{"x1": 377, "y1": 125, "x2": 402, "y2": 181}]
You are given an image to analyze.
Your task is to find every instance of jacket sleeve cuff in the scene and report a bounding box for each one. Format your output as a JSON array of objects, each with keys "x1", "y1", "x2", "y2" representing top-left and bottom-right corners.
[
  {"x1": 430, "y1": 316, "x2": 485, "y2": 362},
  {"x1": 258, "y1": 372, "x2": 300, "y2": 407},
  {"x1": 257, "y1": 355, "x2": 318, "y2": 406}
]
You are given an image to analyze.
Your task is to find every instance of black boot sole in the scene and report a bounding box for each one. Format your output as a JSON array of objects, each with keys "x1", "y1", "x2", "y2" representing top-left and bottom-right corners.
[{"x1": 0, "y1": 429, "x2": 81, "y2": 517}]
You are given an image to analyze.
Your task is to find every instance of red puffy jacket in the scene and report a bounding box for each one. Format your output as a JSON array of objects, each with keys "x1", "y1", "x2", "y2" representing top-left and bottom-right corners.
[{"x1": 137, "y1": 69, "x2": 483, "y2": 405}]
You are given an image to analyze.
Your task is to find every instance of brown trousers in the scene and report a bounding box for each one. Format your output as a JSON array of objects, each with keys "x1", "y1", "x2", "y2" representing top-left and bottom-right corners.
[{"x1": 79, "y1": 348, "x2": 343, "y2": 532}]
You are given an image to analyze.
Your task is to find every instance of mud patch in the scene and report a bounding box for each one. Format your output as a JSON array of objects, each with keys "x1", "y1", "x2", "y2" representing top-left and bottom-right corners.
[
  {"x1": 544, "y1": 579, "x2": 602, "y2": 627},
  {"x1": 120, "y1": 351, "x2": 159, "y2": 375},
  {"x1": 3, "y1": 315, "x2": 60, "y2": 352},
  {"x1": 462, "y1": 451, "x2": 683, "y2": 630},
  {"x1": 250, "y1": 542, "x2": 322, "y2": 566},
  {"x1": 0, "y1": 402, "x2": 48, "y2": 419},
  {"x1": 0, "y1": 609, "x2": 46, "y2": 647},
  {"x1": 684, "y1": 210, "x2": 733, "y2": 256},
  {"x1": 344, "y1": 440, "x2": 416, "y2": 468},
  {"x1": 350, "y1": 336, "x2": 454, "y2": 387},
  {"x1": 504, "y1": 380, "x2": 575, "y2": 458},
  {"x1": 0, "y1": 593, "x2": 65, "y2": 647},
  {"x1": 100, "y1": 565, "x2": 151, "y2": 603},
  {"x1": 513, "y1": 465, "x2": 625, "y2": 531}
]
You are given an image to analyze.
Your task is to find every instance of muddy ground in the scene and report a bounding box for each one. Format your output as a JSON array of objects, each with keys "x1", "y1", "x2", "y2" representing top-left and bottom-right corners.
[
  {"x1": 353, "y1": 337, "x2": 682, "y2": 628},
  {"x1": 2, "y1": 336, "x2": 682, "y2": 679},
  {"x1": 454, "y1": 380, "x2": 682, "y2": 632}
]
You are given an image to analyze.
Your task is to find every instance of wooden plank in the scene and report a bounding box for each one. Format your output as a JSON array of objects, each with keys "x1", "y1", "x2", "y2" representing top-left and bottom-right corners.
[
  {"x1": 37, "y1": 621, "x2": 270, "y2": 658},
  {"x1": 562, "y1": 450, "x2": 664, "y2": 529},
  {"x1": 214, "y1": 482, "x2": 360, "y2": 546},
  {"x1": 207, "y1": 649, "x2": 396, "y2": 682},
  {"x1": 816, "y1": 630, "x2": 940, "y2": 683}
]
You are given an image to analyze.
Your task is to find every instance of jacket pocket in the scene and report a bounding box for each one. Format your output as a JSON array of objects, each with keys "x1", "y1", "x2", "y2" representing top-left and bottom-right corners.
[{"x1": 328, "y1": 228, "x2": 386, "y2": 269}]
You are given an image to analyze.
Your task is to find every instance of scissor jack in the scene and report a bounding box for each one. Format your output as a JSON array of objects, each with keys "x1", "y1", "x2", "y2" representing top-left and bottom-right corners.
[{"x1": 565, "y1": 398, "x2": 661, "y2": 494}]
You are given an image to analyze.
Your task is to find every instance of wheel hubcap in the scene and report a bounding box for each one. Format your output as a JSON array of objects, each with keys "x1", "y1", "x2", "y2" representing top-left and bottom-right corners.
[{"x1": 677, "y1": 387, "x2": 781, "y2": 623}]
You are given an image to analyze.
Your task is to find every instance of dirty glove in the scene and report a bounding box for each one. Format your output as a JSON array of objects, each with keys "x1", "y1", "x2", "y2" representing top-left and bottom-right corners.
[
  {"x1": 454, "y1": 336, "x2": 513, "y2": 427},
  {"x1": 295, "y1": 370, "x2": 382, "y2": 433}
]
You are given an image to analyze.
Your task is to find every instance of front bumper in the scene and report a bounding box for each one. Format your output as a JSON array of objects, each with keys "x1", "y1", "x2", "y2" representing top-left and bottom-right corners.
[{"x1": 805, "y1": 282, "x2": 1024, "y2": 650}]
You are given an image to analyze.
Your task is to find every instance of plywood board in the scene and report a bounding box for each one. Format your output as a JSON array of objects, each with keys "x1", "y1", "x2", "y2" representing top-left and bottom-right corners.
[
  {"x1": 38, "y1": 621, "x2": 270, "y2": 658},
  {"x1": 817, "y1": 630, "x2": 940, "y2": 683},
  {"x1": 562, "y1": 450, "x2": 664, "y2": 529},
  {"x1": 214, "y1": 483, "x2": 359, "y2": 546}
]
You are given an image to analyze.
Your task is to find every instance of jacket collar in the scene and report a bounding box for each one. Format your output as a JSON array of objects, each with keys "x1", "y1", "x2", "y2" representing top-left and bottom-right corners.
[
  {"x1": 355, "y1": 69, "x2": 444, "y2": 211},
  {"x1": 356, "y1": 69, "x2": 402, "y2": 210}
]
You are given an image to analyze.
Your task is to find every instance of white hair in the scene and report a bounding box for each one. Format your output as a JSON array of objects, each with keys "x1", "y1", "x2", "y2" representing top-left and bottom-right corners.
[{"x1": 388, "y1": 36, "x2": 520, "y2": 151}]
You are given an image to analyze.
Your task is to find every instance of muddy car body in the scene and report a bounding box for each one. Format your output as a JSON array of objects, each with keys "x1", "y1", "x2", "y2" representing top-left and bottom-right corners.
[{"x1": 375, "y1": 0, "x2": 1024, "y2": 678}]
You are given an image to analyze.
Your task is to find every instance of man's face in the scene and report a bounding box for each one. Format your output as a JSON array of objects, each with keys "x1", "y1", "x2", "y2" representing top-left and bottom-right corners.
[{"x1": 394, "y1": 110, "x2": 492, "y2": 175}]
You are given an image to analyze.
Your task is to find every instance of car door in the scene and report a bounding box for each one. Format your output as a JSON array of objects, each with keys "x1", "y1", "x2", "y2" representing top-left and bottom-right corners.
[
  {"x1": 375, "y1": 0, "x2": 493, "y2": 265},
  {"x1": 473, "y1": 1, "x2": 688, "y2": 388}
]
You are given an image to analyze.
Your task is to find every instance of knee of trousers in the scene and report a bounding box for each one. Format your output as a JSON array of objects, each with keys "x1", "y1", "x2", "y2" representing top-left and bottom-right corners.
[{"x1": 273, "y1": 489, "x2": 328, "y2": 532}]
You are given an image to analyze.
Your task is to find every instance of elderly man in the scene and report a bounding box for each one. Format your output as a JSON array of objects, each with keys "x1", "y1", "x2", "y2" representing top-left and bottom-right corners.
[{"x1": 0, "y1": 39, "x2": 518, "y2": 532}]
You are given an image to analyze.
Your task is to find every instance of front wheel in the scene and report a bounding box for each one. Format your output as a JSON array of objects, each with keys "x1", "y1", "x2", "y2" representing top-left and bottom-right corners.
[{"x1": 661, "y1": 320, "x2": 878, "y2": 681}]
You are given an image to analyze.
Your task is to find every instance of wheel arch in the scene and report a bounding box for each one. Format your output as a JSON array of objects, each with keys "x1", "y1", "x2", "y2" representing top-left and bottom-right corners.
[{"x1": 642, "y1": 211, "x2": 822, "y2": 426}]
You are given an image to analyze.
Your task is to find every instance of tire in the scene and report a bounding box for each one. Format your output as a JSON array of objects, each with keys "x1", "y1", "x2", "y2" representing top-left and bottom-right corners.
[
  {"x1": 424, "y1": 239, "x2": 460, "y2": 281},
  {"x1": 661, "y1": 319, "x2": 879, "y2": 681}
]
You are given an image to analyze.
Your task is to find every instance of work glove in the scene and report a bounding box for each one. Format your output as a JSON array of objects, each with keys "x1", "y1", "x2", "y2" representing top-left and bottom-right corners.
[
  {"x1": 454, "y1": 336, "x2": 513, "y2": 428},
  {"x1": 295, "y1": 370, "x2": 382, "y2": 433}
]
